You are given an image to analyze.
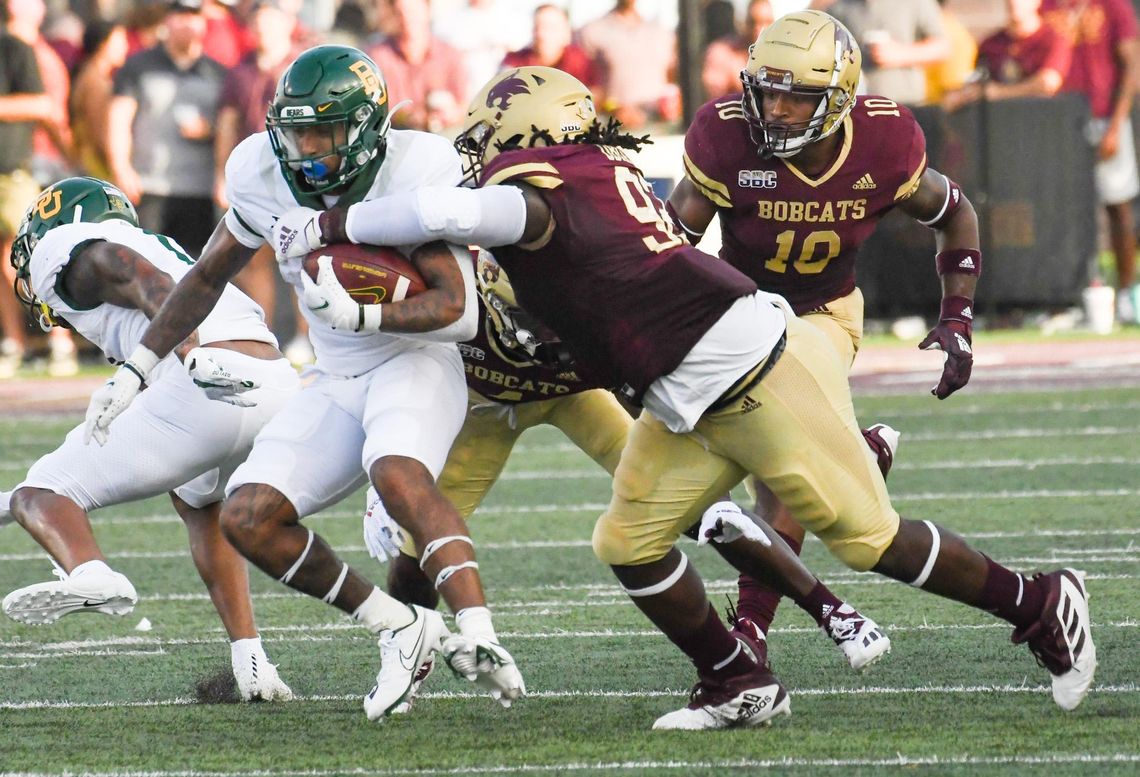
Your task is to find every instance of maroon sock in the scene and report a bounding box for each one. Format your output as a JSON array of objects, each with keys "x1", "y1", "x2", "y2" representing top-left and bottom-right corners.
[
  {"x1": 671, "y1": 604, "x2": 756, "y2": 680},
  {"x1": 736, "y1": 529, "x2": 803, "y2": 634},
  {"x1": 977, "y1": 555, "x2": 1045, "y2": 630},
  {"x1": 794, "y1": 580, "x2": 845, "y2": 629}
]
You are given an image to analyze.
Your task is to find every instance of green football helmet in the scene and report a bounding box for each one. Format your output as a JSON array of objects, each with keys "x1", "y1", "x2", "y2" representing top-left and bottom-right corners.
[
  {"x1": 266, "y1": 45, "x2": 393, "y2": 197},
  {"x1": 10, "y1": 176, "x2": 138, "y2": 329}
]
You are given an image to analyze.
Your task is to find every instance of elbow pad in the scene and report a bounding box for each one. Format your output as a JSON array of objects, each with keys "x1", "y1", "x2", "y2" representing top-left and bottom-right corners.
[{"x1": 346, "y1": 185, "x2": 527, "y2": 248}]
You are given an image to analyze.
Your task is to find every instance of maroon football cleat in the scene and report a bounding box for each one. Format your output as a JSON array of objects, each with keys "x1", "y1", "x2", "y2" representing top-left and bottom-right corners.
[
  {"x1": 652, "y1": 656, "x2": 791, "y2": 730},
  {"x1": 1012, "y1": 568, "x2": 1097, "y2": 710},
  {"x1": 861, "y1": 423, "x2": 900, "y2": 478}
]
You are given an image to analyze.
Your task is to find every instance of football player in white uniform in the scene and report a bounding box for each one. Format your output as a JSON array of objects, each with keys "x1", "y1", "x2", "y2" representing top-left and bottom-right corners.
[
  {"x1": 82, "y1": 45, "x2": 524, "y2": 719},
  {"x1": 2, "y1": 177, "x2": 299, "y2": 701}
]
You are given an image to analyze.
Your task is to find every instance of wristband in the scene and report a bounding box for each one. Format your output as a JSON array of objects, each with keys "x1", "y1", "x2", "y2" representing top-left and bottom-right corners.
[
  {"x1": 939, "y1": 295, "x2": 974, "y2": 326},
  {"x1": 124, "y1": 344, "x2": 161, "y2": 383},
  {"x1": 935, "y1": 248, "x2": 981, "y2": 276},
  {"x1": 358, "y1": 304, "x2": 382, "y2": 332}
]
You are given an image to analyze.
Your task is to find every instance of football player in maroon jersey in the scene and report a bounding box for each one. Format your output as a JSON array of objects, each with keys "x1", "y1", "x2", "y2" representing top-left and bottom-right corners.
[
  {"x1": 274, "y1": 64, "x2": 1096, "y2": 727},
  {"x1": 667, "y1": 10, "x2": 980, "y2": 642}
]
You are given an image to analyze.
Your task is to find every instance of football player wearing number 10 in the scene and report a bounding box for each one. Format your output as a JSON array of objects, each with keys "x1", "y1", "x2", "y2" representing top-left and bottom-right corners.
[
  {"x1": 82, "y1": 45, "x2": 525, "y2": 720},
  {"x1": 270, "y1": 62, "x2": 1097, "y2": 727},
  {"x1": 667, "y1": 10, "x2": 981, "y2": 647}
]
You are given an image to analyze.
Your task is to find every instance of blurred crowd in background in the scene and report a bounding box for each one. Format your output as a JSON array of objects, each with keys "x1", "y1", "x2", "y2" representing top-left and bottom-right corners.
[{"x1": 0, "y1": 0, "x2": 1136, "y2": 377}]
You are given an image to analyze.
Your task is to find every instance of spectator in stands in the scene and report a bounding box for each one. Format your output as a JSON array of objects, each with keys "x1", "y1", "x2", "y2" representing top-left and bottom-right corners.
[
  {"x1": 367, "y1": 0, "x2": 466, "y2": 131},
  {"x1": 0, "y1": 13, "x2": 56, "y2": 377},
  {"x1": 813, "y1": 0, "x2": 949, "y2": 105},
  {"x1": 579, "y1": 0, "x2": 680, "y2": 129},
  {"x1": 10, "y1": 0, "x2": 84, "y2": 377},
  {"x1": 107, "y1": 0, "x2": 225, "y2": 255},
  {"x1": 215, "y1": 0, "x2": 313, "y2": 364},
  {"x1": 1044, "y1": 0, "x2": 1140, "y2": 324},
  {"x1": 502, "y1": 4, "x2": 600, "y2": 92},
  {"x1": 435, "y1": 0, "x2": 528, "y2": 106},
  {"x1": 701, "y1": 0, "x2": 774, "y2": 101},
  {"x1": 71, "y1": 22, "x2": 130, "y2": 182},
  {"x1": 942, "y1": 0, "x2": 1071, "y2": 112},
  {"x1": 202, "y1": 0, "x2": 251, "y2": 68},
  {"x1": 123, "y1": 2, "x2": 168, "y2": 56},
  {"x1": 925, "y1": 0, "x2": 977, "y2": 104}
]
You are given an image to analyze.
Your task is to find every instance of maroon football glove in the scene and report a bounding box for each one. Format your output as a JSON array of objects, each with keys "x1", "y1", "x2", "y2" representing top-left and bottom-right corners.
[{"x1": 918, "y1": 296, "x2": 974, "y2": 399}]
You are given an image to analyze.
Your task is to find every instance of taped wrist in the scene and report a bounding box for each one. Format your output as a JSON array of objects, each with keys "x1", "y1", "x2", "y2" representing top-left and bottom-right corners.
[
  {"x1": 124, "y1": 345, "x2": 161, "y2": 384},
  {"x1": 319, "y1": 206, "x2": 350, "y2": 244},
  {"x1": 935, "y1": 248, "x2": 981, "y2": 277}
]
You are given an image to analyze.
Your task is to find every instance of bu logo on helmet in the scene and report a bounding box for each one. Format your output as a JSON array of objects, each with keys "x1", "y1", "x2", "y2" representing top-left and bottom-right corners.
[
  {"x1": 35, "y1": 189, "x2": 62, "y2": 220},
  {"x1": 486, "y1": 71, "x2": 531, "y2": 111}
]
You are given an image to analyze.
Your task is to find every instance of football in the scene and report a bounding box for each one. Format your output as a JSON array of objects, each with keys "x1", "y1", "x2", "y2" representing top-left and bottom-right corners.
[{"x1": 303, "y1": 243, "x2": 426, "y2": 305}]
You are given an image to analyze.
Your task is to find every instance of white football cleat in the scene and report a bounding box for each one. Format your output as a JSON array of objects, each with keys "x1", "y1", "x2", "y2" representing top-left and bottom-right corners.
[
  {"x1": 390, "y1": 656, "x2": 434, "y2": 715},
  {"x1": 822, "y1": 603, "x2": 891, "y2": 671},
  {"x1": 2, "y1": 563, "x2": 137, "y2": 625},
  {"x1": 231, "y1": 638, "x2": 294, "y2": 702},
  {"x1": 652, "y1": 660, "x2": 791, "y2": 730},
  {"x1": 442, "y1": 634, "x2": 526, "y2": 708},
  {"x1": 1013, "y1": 568, "x2": 1097, "y2": 710},
  {"x1": 364, "y1": 605, "x2": 449, "y2": 721}
]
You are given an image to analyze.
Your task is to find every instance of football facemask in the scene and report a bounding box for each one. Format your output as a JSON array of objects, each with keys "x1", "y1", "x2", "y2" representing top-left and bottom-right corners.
[{"x1": 740, "y1": 10, "x2": 861, "y2": 158}]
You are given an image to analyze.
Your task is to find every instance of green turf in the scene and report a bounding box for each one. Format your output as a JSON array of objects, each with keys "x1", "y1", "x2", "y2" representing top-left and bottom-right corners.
[{"x1": 0, "y1": 388, "x2": 1137, "y2": 775}]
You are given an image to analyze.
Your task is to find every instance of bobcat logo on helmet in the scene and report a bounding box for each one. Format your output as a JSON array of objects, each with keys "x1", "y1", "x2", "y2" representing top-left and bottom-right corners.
[
  {"x1": 455, "y1": 66, "x2": 597, "y2": 185},
  {"x1": 486, "y1": 71, "x2": 531, "y2": 113}
]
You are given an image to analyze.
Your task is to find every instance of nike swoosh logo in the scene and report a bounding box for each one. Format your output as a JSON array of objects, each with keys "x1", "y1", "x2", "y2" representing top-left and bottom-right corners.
[
  {"x1": 316, "y1": 102, "x2": 335, "y2": 113},
  {"x1": 313, "y1": 302, "x2": 330, "y2": 310},
  {"x1": 398, "y1": 616, "x2": 425, "y2": 671},
  {"x1": 81, "y1": 600, "x2": 103, "y2": 608}
]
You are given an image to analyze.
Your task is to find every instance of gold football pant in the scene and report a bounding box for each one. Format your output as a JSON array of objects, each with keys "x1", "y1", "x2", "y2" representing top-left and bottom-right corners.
[
  {"x1": 803, "y1": 286, "x2": 864, "y2": 370},
  {"x1": 400, "y1": 387, "x2": 632, "y2": 555},
  {"x1": 594, "y1": 314, "x2": 899, "y2": 572}
]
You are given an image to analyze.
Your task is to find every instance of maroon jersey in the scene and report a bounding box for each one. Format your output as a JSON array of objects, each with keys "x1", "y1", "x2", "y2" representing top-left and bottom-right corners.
[
  {"x1": 461, "y1": 308, "x2": 599, "y2": 404},
  {"x1": 480, "y1": 144, "x2": 757, "y2": 403},
  {"x1": 978, "y1": 25, "x2": 1072, "y2": 86},
  {"x1": 683, "y1": 94, "x2": 928, "y2": 315},
  {"x1": 1044, "y1": 0, "x2": 1138, "y2": 119}
]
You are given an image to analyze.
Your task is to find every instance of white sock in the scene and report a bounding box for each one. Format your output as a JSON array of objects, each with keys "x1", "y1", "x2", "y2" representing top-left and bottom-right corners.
[
  {"x1": 352, "y1": 587, "x2": 415, "y2": 633},
  {"x1": 70, "y1": 559, "x2": 113, "y2": 577},
  {"x1": 456, "y1": 606, "x2": 497, "y2": 642}
]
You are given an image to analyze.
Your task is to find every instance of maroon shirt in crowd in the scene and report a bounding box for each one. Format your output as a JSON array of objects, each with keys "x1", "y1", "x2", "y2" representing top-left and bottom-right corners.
[
  {"x1": 1043, "y1": 0, "x2": 1138, "y2": 118},
  {"x1": 501, "y1": 44, "x2": 599, "y2": 91},
  {"x1": 978, "y1": 24, "x2": 1072, "y2": 85}
]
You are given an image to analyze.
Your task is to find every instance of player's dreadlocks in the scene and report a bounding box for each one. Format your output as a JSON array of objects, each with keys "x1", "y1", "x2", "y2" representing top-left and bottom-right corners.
[{"x1": 500, "y1": 118, "x2": 652, "y2": 155}]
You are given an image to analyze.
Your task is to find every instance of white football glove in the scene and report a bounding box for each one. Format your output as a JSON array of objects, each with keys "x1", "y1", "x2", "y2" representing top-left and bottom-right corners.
[
  {"x1": 230, "y1": 638, "x2": 294, "y2": 702},
  {"x1": 696, "y1": 501, "x2": 772, "y2": 547},
  {"x1": 271, "y1": 206, "x2": 325, "y2": 260},
  {"x1": 442, "y1": 634, "x2": 526, "y2": 708},
  {"x1": 185, "y1": 346, "x2": 260, "y2": 407},
  {"x1": 301, "y1": 254, "x2": 382, "y2": 331},
  {"x1": 84, "y1": 346, "x2": 160, "y2": 446},
  {"x1": 362, "y1": 486, "x2": 408, "y2": 562}
]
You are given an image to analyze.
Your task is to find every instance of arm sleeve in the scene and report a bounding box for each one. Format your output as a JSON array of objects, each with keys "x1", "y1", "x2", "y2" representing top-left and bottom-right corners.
[{"x1": 345, "y1": 185, "x2": 528, "y2": 248}]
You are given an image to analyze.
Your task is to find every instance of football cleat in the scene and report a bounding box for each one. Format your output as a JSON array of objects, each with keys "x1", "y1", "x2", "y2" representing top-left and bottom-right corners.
[
  {"x1": 442, "y1": 634, "x2": 526, "y2": 708},
  {"x1": 231, "y1": 638, "x2": 294, "y2": 702},
  {"x1": 1012, "y1": 568, "x2": 1097, "y2": 710},
  {"x1": 363, "y1": 605, "x2": 449, "y2": 721},
  {"x1": 2, "y1": 563, "x2": 137, "y2": 625},
  {"x1": 652, "y1": 658, "x2": 791, "y2": 730},
  {"x1": 390, "y1": 656, "x2": 434, "y2": 715},
  {"x1": 861, "y1": 423, "x2": 900, "y2": 478},
  {"x1": 822, "y1": 603, "x2": 891, "y2": 671}
]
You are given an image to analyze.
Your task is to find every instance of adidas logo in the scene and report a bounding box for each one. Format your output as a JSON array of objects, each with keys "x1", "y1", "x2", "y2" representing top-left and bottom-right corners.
[
  {"x1": 961, "y1": 306, "x2": 973, "y2": 319},
  {"x1": 958, "y1": 256, "x2": 975, "y2": 270},
  {"x1": 820, "y1": 604, "x2": 835, "y2": 620},
  {"x1": 741, "y1": 395, "x2": 761, "y2": 413},
  {"x1": 852, "y1": 173, "x2": 877, "y2": 190}
]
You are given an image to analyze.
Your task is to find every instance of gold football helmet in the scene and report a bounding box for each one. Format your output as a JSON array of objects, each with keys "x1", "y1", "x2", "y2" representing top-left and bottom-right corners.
[
  {"x1": 475, "y1": 249, "x2": 570, "y2": 370},
  {"x1": 740, "y1": 10, "x2": 861, "y2": 158},
  {"x1": 455, "y1": 66, "x2": 597, "y2": 185}
]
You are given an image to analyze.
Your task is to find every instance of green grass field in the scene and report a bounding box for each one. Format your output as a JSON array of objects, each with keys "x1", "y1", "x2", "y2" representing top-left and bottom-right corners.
[{"x1": 1, "y1": 386, "x2": 1138, "y2": 775}]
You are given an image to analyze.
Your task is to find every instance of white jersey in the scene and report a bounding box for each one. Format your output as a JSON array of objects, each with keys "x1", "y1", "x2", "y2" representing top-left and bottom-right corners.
[
  {"x1": 223, "y1": 129, "x2": 463, "y2": 377},
  {"x1": 31, "y1": 220, "x2": 276, "y2": 374}
]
